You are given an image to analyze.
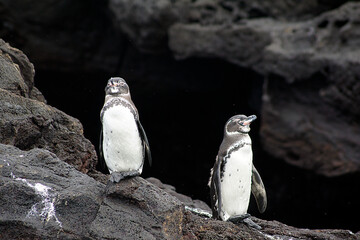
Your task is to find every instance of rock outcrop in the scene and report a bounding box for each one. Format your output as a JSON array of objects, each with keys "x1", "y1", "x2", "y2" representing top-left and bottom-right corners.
[
  {"x1": 1, "y1": 143, "x2": 358, "y2": 239},
  {"x1": 0, "y1": 39, "x2": 97, "y2": 173}
]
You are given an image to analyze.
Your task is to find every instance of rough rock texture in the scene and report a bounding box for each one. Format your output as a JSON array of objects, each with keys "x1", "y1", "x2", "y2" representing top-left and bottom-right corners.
[
  {"x1": 0, "y1": 39, "x2": 45, "y2": 102},
  {"x1": 147, "y1": 177, "x2": 211, "y2": 212},
  {"x1": 109, "y1": 0, "x2": 360, "y2": 176},
  {"x1": 109, "y1": 0, "x2": 180, "y2": 53},
  {"x1": 0, "y1": 39, "x2": 97, "y2": 173},
  {"x1": 1, "y1": 143, "x2": 358, "y2": 239},
  {"x1": 0, "y1": 0, "x2": 124, "y2": 73},
  {"x1": 109, "y1": 0, "x2": 346, "y2": 53}
]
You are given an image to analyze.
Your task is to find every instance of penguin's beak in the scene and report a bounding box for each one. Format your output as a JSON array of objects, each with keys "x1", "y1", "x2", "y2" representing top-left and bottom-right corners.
[{"x1": 242, "y1": 115, "x2": 257, "y2": 126}]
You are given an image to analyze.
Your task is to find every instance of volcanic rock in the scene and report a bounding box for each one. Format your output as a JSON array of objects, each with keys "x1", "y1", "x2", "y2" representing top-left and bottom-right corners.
[
  {"x1": 0, "y1": 39, "x2": 97, "y2": 173},
  {"x1": 1, "y1": 143, "x2": 358, "y2": 239}
]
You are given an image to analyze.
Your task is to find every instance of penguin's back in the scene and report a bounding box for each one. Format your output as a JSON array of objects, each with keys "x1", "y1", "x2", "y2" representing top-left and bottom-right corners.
[{"x1": 102, "y1": 104, "x2": 143, "y2": 173}]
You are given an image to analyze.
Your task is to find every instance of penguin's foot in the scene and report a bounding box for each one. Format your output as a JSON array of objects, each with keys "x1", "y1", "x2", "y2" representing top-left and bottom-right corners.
[
  {"x1": 110, "y1": 171, "x2": 140, "y2": 183},
  {"x1": 228, "y1": 214, "x2": 250, "y2": 223},
  {"x1": 243, "y1": 217, "x2": 262, "y2": 230},
  {"x1": 228, "y1": 214, "x2": 262, "y2": 230}
]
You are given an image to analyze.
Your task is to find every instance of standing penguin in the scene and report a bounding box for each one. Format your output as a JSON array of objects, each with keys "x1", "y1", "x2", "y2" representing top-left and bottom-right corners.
[
  {"x1": 99, "y1": 77, "x2": 151, "y2": 182},
  {"x1": 209, "y1": 114, "x2": 266, "y2": 226}
]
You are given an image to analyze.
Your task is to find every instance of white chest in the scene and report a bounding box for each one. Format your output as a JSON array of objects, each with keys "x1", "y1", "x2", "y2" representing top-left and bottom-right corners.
[
  {"x1": 220, "y1": 144, "x2": 253, "y2": 220},
  {"x1": 102, "y1": 105, "x2": 143, "y2": 173}
]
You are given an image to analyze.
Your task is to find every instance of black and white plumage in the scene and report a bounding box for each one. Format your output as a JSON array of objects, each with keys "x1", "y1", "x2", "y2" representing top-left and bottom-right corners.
[
  {"x1": 209, "y1": 114, "x2": 267, "y2": 224},
  {"x1": 99, "y1": 77, "x2": 151, "y2": 182}
]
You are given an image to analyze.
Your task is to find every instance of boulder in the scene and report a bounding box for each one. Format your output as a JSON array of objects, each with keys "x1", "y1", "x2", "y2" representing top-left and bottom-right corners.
[
  {"x1": 0, "y1": 39, "x2": 97, "y2": 173},
  {"x1": 1, "y1": 143, "x2": 358, "y2": 239}
]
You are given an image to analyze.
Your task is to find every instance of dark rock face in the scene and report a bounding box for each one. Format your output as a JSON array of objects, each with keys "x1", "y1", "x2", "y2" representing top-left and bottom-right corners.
[
  {"x1": 109, "y1": 0, "x2": 345, "y2": 53},
  {"x1": 0, "y1": 39, "x2": 44, "y2": 102},
  {"x1": 93, "y1": 177, "x2": 185, "y2": 239},
  {"x1": 164, "y1": 2, "x2": 360, "y2": 176},
  {"x1": 1, "y1": 143, "x2": 358, "y2": 239},
  {"x1": 109, "y1": 0, "x2": 179, "y2": 53},
  {"x1": 147, "y1": 177, "x2": 211, "y2": 212},
  {"x1": 0, "y1": 39, "x2": 97, "y2": 173},
  {"x1": 0, "y1": 0, "x2": 124, "y2": 73},
  {"x1": 0, "y1": 144, "x2": 104, "y2": 239}
]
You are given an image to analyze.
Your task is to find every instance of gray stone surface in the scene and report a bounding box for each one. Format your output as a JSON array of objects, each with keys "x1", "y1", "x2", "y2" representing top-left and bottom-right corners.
[
  {"x1": 109, "y1": 0, "x2": 346, "y2": 53},
  {"x1": 0, "y1": 144, "x2": 104, "y2": 239},
  {"x1": 147, "y1": 177, "x2": 212, "y2": 212},
  {"x1": 0, "y1": 39, "x2": 44, "y2": 102},
  {"x1": 1, "y1": 143, "x2": 358, "y2": 239},
  {"x1": 109, "y1": 0, "x2": 180, "y2": 53}
]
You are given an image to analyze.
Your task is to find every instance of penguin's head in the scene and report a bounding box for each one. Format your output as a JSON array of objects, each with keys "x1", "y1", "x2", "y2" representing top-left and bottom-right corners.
[
  {"x1": 226, "y1": 115, "x2": 257, "y2": 134},
  {"x1": 105, "y1": 77, "x2": 130, "y2": 96}
]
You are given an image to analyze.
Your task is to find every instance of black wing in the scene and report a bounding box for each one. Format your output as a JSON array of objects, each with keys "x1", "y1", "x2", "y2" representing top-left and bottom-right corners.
[
  {"x1": 98, "y1": 127, "x2": 109, "y2": 173},
  {"x1": 137, "y1": 120, "x2": 152, "y2": 167},
  {"x1": 251, "y1": 165, "x2": 267, "y2": 213},
  {"x1": 210, "y1": 155, "x2": 222, "y2": 219}
]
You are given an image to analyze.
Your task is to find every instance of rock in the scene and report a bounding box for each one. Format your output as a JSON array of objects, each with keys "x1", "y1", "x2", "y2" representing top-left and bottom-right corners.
[
  {"x1": 108, "y1": 0, "x2": 345, "y2": 53},
  {"x1": 147, "y1": 177, "x2": 212, "y2": 212},
  {"x1": 0, "y1": 144, "x2": 104, "y2": 239},
  {"x1": 0, "y1": 0, "x2": 124, "y2": 73},
  {"x1": 0, "y1": 39, "x2": 45, "y2": 102},
  {"x1": 169, "y1": 22, "x2": 272, "y2": 67},
  {"x1": 257, "y1": 2, "x2": 360, "y2": 176},
  {"x1": 92, "y1": 177, "x2": 186, "y2": 239},
  {"x1": 167, "y1": 2, "x2": 360, "y2": 176},
  {"x1": 109, "y1": 0, "x2": 180, "y2": 53},
  {"x1": 2, "y1": 143, "x2": 357, "y2": 239},
  {"x1": 254, "y1": 218, "x2": 359, "y2": 240},
  {"x1": 0, "y1": 39, "x2": 97, "y2": 173}
]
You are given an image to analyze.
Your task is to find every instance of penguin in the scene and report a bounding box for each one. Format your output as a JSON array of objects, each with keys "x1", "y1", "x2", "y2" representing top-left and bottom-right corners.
[
  {"x1": 99, "y1": 77, "x2": 151, "y2": 182},
  {"x1": 208, "y1": 114, "x2": 266, "y2": 227}
]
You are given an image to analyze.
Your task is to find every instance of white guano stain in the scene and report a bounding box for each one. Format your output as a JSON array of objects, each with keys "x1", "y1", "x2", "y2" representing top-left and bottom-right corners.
[{"x1": 9, "y1": 171, "x2": 62, "y2": 228}]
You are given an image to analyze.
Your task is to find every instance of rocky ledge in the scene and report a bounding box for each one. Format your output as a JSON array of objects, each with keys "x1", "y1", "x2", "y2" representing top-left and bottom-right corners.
[{"x1": 0, "y1": 143, "x2": 358, "y2": 239}]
